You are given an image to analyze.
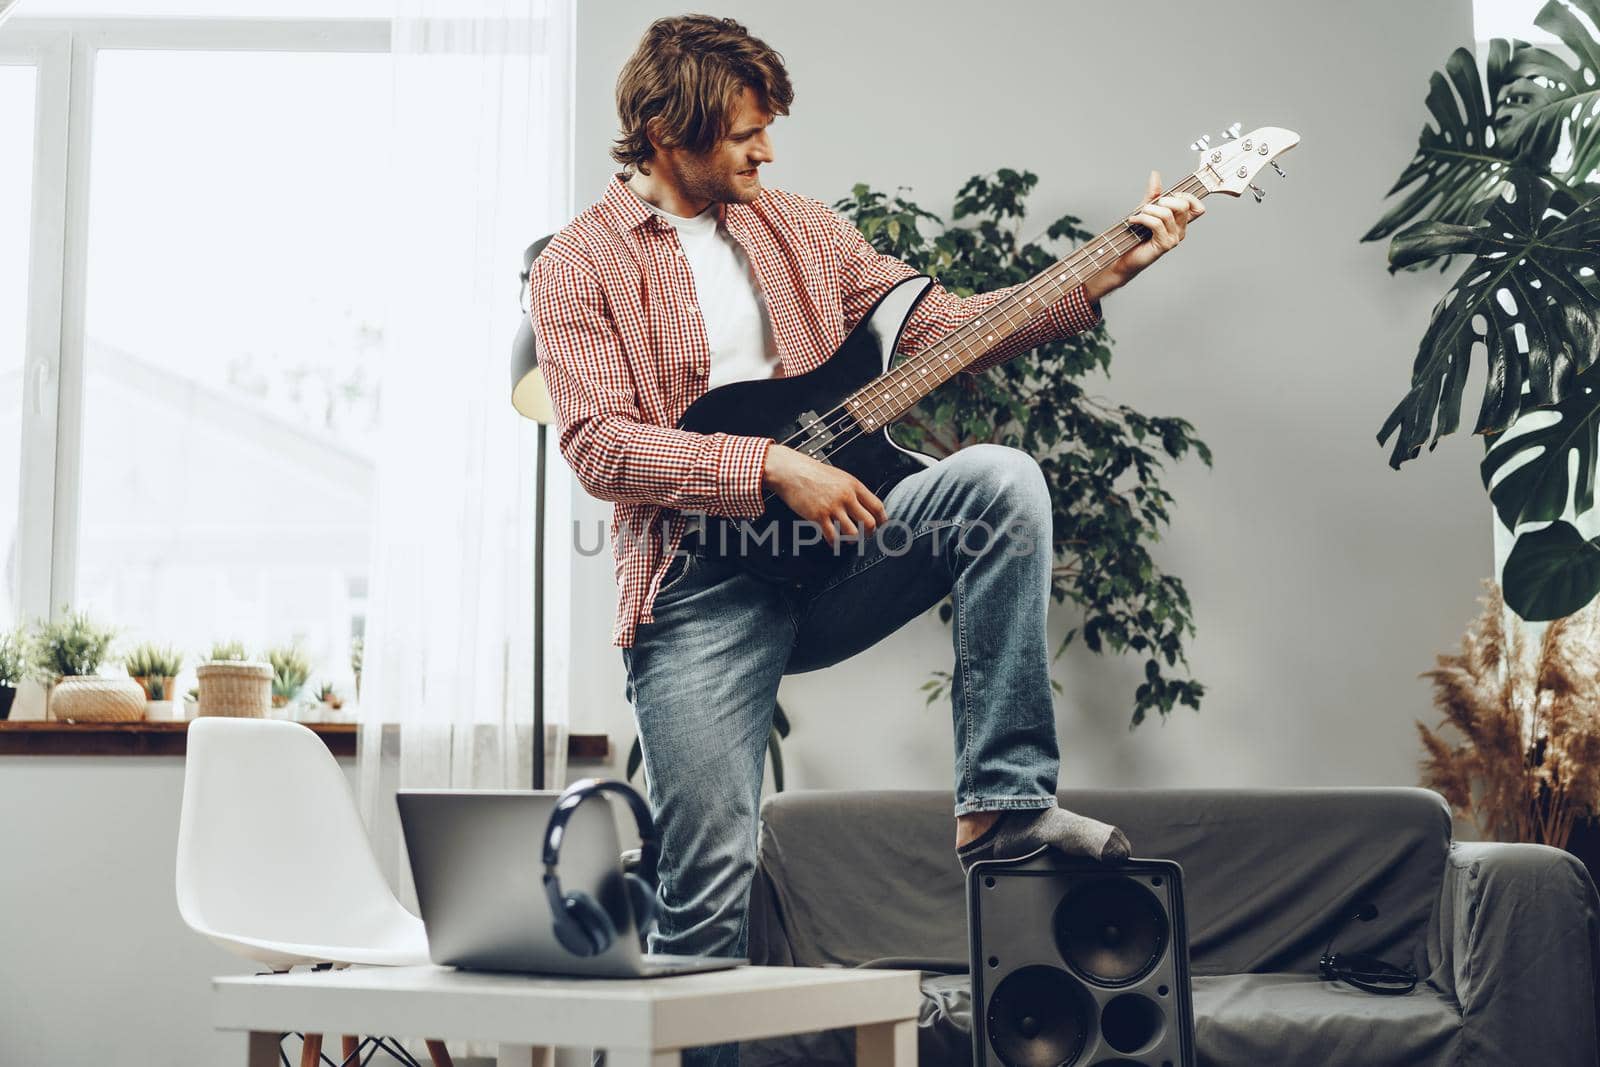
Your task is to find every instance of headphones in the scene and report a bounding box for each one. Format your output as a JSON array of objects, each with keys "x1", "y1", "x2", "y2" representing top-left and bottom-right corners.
[{"x1": 541, "y1": 777, "x2": 661, "y2": 958}]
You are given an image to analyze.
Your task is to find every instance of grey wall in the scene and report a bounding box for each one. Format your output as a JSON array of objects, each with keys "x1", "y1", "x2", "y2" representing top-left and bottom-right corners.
[
  {"x1": 564, "y1": 0, "x2": 1490, "y2": 797},
  {"x1": 0, "y1": 758, "x2": 262, "y2": 1065}
]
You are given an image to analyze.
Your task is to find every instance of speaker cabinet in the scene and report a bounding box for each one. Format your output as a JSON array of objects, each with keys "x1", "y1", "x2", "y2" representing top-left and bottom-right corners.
[{"x1": 968, "y1": 850, "x2": 1196, "y2": 1067}]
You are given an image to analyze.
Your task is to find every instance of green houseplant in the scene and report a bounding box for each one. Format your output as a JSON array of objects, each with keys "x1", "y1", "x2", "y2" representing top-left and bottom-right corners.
[
  {"x1": 124, "y1": 642, "x2": 183, "y2": 702},
  {"x1": 833, "y1": 168, "x2": 1210, "y2": 726},
  {"x1": 29, "y1": 610, "x2": 143, "y2": 722},
  {"x1": 1366, "y1": 0, "x2": 1600, "y2": 621},
  {"x1": 265, "y1": 643, "x2": 312, "y2": 710},
  {"x1": 0, "y1": 626, "x2": 26, "y2": 721},
  {"x1": 206, "y1": 639, "x2": 249, "y2": 662}
]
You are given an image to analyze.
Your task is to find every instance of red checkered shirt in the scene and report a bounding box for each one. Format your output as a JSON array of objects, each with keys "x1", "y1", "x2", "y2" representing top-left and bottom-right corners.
[{"x1": 529, "y1": 174, "x2": 1103, "y2": 647}]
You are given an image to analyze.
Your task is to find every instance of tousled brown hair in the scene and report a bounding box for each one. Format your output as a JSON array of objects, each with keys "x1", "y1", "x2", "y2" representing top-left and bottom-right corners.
[{"x1": 611, "y1": 15, "x2": 793, "y2": 174}]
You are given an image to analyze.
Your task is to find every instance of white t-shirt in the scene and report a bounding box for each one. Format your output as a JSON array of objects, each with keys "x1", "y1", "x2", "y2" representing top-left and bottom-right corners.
[{"x1": 639, "y1": 195, "x2": 781, "y2": 391}]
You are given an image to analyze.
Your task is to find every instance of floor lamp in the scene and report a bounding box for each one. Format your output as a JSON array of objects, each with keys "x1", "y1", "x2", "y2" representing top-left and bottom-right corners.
[{"x1": 511, "y1": 236, "x2": 555, "y2": 788}]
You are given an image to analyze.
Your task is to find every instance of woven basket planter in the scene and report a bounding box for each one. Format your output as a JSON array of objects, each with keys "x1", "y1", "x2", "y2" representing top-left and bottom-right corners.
[
  {"x1": 196, "y1": 661, "x2": 272, "y2": 718},
  {"x1": 49, "y1": 676, "x2": 147, "y2": 722}
]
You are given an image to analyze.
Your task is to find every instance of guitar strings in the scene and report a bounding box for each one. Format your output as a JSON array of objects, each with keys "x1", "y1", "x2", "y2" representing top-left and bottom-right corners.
[
  {"x1": 748, "y1": 173, "x2": 1211, "y2": 511},
  {"x1": 775, "y1": 173, "x2": 1208, "y2": 459}
]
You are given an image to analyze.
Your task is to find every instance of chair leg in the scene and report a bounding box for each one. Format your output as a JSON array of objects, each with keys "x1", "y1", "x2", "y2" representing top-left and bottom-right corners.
[
  {"x1": 425, "y1": 1039, "x2": 454, "y2": 1067},
  {"x1": 300, "y1": 1034, "x2": 324, "y2": 1067},
  {"x1": 342, "y1": 1036, "x2": 360, "y2": 1067}
]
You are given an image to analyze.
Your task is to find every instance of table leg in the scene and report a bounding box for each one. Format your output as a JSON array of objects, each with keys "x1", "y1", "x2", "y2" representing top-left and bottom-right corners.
[
  {"x1": 857, "y1": 1019, "x2": 916, "y2": 1067},
  {"x1": 246, "y1": 1031, "x2": 280, "y2": 1067},
  {"x1": 605, "y1": 1052, "x2": 680, "y2": 1067},
  {"x1": 495, "y1": 1044, "x2": 555, "y2": 1067}
]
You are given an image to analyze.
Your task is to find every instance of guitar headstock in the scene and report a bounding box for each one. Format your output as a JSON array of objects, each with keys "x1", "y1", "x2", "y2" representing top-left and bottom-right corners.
[{"x1": 1188, "y1": 124, "x2": 1300, "y2": 202}]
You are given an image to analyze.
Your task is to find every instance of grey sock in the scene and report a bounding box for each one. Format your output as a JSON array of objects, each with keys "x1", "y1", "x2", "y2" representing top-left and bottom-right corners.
[
  {"x1": 956, "y1": 817, "x2": 1005, "y2": 873},
  {"x1": 958, "y1": 806, "x2": 1130, "y2": 873}
]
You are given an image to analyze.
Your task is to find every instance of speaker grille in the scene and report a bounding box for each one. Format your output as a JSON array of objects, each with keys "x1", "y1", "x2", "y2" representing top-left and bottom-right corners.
[
  {"x1": 986, "y1": 964, "x2": 1094, "y2": 1067},
  {"x1": 1054, "y1": 877, "x2": 1169, "y2": 986}
]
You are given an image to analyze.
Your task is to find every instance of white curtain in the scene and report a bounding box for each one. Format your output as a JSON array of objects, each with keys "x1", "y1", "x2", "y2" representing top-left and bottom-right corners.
[{"x1": 358, "y1": 0, "x2": 575, "y2": 895}]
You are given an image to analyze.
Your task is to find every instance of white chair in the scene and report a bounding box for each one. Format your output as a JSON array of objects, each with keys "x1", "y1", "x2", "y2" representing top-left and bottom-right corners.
[{"x1": 177, "y1": 717, "x2": 450, "y2": 1067}]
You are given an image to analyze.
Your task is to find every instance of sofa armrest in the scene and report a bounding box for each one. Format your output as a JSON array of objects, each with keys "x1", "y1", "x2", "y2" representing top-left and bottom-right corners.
[{"x1": 1426, "y1": 841, "x2": 1600, "y2": 1063}]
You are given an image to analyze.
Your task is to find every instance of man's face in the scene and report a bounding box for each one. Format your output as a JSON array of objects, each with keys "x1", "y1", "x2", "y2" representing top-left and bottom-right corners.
[{"x1": 662, "y1": 85, "x2": 774, "y2": 205}]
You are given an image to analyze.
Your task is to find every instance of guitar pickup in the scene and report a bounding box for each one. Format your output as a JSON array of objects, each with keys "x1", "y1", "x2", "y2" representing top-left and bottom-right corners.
[{"x1": 795, "y1": 408, "x2": 838, "y2": 458}]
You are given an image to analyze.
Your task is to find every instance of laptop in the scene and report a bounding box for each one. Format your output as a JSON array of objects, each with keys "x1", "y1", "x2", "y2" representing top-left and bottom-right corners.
[{"x1": 397, "y1": 789, "x2": 745, "y2": 978}]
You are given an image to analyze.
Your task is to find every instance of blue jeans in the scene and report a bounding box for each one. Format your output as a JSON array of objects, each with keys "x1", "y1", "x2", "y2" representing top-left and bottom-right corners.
[{"x1": 620, "y1": 444, "x2": 1061, "y2": 1067}]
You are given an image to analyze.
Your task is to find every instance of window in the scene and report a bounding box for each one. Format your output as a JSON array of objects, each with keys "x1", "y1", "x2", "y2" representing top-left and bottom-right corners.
[
  {"x1": 0, "y1": 62, "x2": 36, "y2": 630},
  {"x1": 10, "y1": 18, "x2": 390, "y2": 711},
  {"x1": 75, "y1": 48, "x2": 390, "y2": 695}
]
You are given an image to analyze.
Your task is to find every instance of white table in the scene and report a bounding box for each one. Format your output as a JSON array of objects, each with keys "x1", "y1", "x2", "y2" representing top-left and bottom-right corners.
[{"x1": 213, "y1": 963, "x2": 923, "y2": 1067}]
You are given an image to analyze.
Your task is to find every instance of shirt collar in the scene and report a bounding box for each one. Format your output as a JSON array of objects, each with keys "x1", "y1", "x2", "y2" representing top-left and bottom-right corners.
[
  {"x1": 604, "y1": 172, "x2": 756, "y2": 234},
  {"x1": 603, "y1": 173, "x2": 655, "y2": 232}
]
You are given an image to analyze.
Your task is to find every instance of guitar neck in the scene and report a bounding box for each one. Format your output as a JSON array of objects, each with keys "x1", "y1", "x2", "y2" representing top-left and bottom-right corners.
[{"x1": 846, "y1": 171, "x2": 1212, "y2": 433}]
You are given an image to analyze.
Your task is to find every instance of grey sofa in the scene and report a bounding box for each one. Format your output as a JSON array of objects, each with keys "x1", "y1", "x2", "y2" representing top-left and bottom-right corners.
[{"x1": 740, "y1": 789, "x2": 1600, "y2": 1066}]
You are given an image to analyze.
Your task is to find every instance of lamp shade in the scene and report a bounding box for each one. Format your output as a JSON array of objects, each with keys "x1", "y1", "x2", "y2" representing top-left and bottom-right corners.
[{"x1": 511, "y1": 235, "x2": 557, "y2": 425}]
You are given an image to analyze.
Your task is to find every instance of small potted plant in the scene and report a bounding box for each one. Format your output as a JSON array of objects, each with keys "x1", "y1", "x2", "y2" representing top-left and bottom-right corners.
[
  {"x1": 0, "y1": 626, "x2": 26, "y2": 721},
  {"x1": 312, "y1": 682, "x2": 344, "y2": 715},
  {"x1": 30, "y1": 610, "x2": 143, "y2": 722},
  {"x1": 266, "y1": 643, "x2": 312, "y2": 714},
  {"x1": 196, "y1": 639, "x2": 271, "y2": 718},
  {"x1": 124, "y1": 642, "x2": 184, "y2": 720}
]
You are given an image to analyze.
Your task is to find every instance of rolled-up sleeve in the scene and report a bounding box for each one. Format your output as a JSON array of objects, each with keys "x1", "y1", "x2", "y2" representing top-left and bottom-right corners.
[{"x1": 530, "y1": 254, "x2": 770, "y2": 518}]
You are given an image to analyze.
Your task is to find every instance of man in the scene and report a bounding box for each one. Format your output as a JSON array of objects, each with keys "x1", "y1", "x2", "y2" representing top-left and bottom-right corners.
[{"x1": 530, "y1": 14, "x2": 1201, "y2": 1063}]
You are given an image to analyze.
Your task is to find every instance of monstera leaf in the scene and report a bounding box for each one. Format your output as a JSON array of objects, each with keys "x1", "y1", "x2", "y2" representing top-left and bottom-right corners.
[
  {"x1": 1363, "y1": 42, "x2": 1536, "y2": 249},
  {"x1": 1502, "y1": 520, "x2": 1600, "y2": 620},
  {"x1": 1482, "y1": 351, "x2": 1600, "y2": 529},
  {"x1": 1497, "y1": 0, "x2": 1600, "y2": 185},
  {"x1": 1377, "y1": 173, "x2": 1600, "y2": 468}
]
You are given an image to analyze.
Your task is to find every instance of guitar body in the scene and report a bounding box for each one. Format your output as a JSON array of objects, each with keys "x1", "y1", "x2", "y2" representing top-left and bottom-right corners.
[{"x1": 676, "y1": 275, "x2": 938, "y2": 583}]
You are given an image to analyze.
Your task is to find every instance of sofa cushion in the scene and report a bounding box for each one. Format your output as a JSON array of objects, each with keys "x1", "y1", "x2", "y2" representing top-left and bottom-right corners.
[
  {"x1": 1192, "y1": 973, "x2": 1460, "y2": 1065},
  {"x1": 750, "y1": 789, "x2": 1453, "y2": 976},
  {"x1": 742, "y1": 971, "x2": 1462, "y2": 1067}
]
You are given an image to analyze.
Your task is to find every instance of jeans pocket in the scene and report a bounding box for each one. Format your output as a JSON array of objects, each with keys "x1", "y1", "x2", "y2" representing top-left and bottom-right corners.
[{"x1": 655, "y1": 552, "x2": 698, "y2": 600}]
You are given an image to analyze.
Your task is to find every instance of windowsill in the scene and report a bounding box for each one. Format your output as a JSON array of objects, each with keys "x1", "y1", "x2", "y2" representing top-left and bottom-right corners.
[{"x1": 0, "y1": 721, "x2": 611, "y2": 761}]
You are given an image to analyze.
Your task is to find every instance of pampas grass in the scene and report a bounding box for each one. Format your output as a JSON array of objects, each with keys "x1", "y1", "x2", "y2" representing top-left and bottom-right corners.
[{"x1": 1419, "y1": 582, "x2": 1600, "y2": 849}]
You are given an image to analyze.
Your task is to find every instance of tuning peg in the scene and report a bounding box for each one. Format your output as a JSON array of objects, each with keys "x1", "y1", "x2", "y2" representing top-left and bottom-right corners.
[
  {"x1": 1223, "y1": 122, "x2": 1242, "y2": 140},
  {"x1": 1248, "y1": 183, "x2": 1266, "y2": 202},
  {"x1": 1270, "y1": 161, "x2": 1287, "y2": 178},
  {"x1": 1188, "y1": 133, "x2": 1212, "y2": 152}
]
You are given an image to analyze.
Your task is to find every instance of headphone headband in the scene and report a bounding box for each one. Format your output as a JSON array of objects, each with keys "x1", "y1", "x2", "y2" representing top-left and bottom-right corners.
[{"x1": 542, "y1": 777, "x2": 660, "y2": 885}]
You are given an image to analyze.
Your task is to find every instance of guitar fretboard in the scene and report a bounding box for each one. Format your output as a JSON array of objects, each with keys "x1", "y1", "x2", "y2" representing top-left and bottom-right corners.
[{"x1": 845, "y1": 173, "x2": 1211, "y2": 433}]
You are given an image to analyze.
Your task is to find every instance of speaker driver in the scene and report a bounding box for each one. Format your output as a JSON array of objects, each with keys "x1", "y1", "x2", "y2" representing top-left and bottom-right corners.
[
  {"x1": 986, "y1": 964, "x2": 1093, "y2": 1067},
  {"x1": 1101, "y1": 993, "x2": 1165, "y2": 1054},
  {"x1": 1054, "y1": 877, "x2": 1168, "y2": 986}
]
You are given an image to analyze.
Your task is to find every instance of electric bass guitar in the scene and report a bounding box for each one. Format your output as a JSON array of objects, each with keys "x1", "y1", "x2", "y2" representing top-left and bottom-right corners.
[{"x1": 677, "y1": 124, "x2": 1299, "y2": 582}]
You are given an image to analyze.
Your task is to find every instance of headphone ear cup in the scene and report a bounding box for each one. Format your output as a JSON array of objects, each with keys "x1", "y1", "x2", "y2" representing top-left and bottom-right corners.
[
  {"x1": 624, "y1": 873, "x2": 657, "y2": 932},
  {"x1": 555, "y1": 892, "x2": 617, "y2": 957}
]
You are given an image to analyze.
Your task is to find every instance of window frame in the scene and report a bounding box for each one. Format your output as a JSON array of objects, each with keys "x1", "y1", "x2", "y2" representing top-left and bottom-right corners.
[{"x1": 3, "y1": 17, "x2": 391, "y2": 626}]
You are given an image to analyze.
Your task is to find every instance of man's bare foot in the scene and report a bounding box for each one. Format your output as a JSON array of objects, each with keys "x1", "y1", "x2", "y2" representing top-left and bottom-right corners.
[{"x1": 955, "y1": 810, "x2": 1002, "y2": 848}]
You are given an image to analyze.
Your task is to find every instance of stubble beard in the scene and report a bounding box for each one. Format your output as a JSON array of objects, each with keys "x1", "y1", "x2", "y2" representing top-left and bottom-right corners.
[{"x1": 680, "y1": 154, "x2": 760, "y2": 206}]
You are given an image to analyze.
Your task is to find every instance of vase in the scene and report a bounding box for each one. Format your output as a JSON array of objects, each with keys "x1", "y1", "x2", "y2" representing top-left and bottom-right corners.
[
  {"x1": 0, "y1": 685, "x2": 14, "y2": 721},
  {"x1": 134, "y1": 675, "x2": 177, "y2": 702},
  {"x1": 48, "y1": 676, "x2": 146, "y2": 722},
  {"x1": 196, "y1": 661, "x2": 272, "y2": 718}
]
